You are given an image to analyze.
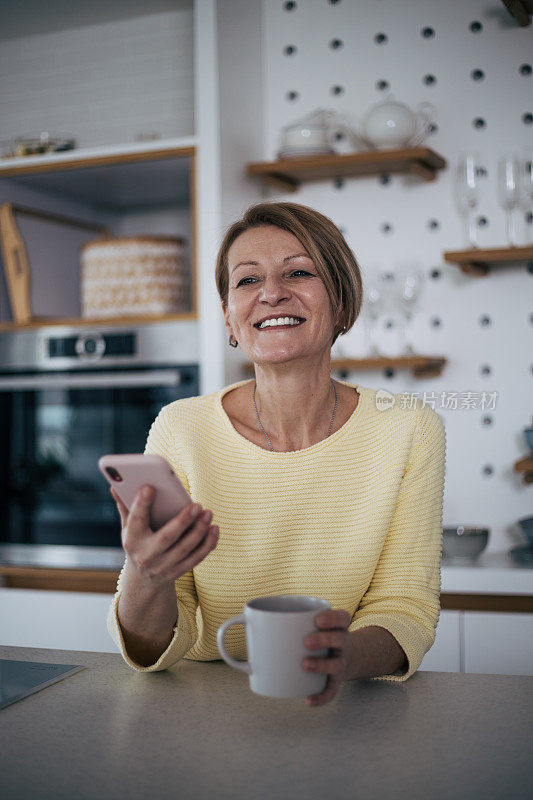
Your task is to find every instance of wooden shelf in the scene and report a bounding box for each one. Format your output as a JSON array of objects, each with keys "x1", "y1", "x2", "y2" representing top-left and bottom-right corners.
[
  {"x1": 443, "y1": 245, "x2": 533, "y2": 276},
  {"x1": 331, "y1": 356, "x2": 447, "y2": 378},
  {"x1": 0, "y1": 137, "x2": 196, "y2": 211},
  {"x1": 244, "y1": 355, "x2": 447, "y2": 379},
  {"x1": 514, "y1": 456, "x2": 533, "y2": 484},
  {"x1": 0, "y1": 311, "x2": 197, "y2": 332},
  {"x1": 245, "y1": 147, "x2": 447, "y2": 192}
]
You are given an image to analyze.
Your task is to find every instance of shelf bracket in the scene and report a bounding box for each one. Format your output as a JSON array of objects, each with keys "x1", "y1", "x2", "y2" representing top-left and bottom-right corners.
[
  {"x1": 261, "y1": 173, "x2": 299, "y2": 193},
  {"x1": 410, "y1": 160, "x2": 436, "y2": 182},
  {"x1": 459, "y1": 262, "x2": 490, "y2": 277}
]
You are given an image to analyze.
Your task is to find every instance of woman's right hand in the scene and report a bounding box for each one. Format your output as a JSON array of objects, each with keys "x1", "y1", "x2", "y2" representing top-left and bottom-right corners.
[{"x1": 110, "y1": 485, "x2": 219, "y2": 589}]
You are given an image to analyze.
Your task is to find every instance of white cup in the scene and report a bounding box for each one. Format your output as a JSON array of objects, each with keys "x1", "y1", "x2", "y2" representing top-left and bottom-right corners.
[{"x1": 217, "y1": 595, "x2": 331, "y2": 698}]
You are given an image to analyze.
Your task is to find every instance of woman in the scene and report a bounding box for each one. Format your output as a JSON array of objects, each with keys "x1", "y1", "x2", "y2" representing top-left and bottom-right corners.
[{"x1": 107, "y1": 201, "x2": 446, "y2": 707}]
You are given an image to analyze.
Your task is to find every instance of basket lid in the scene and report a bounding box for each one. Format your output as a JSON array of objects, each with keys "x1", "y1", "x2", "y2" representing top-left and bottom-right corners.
[{"x1": 80, "y1": 234, "x2": 186, "y2": 252}]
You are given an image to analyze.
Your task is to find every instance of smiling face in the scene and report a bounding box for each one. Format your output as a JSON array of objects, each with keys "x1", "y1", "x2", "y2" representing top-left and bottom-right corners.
[{"x1": 222, "y1": 225, "x2": 341, "y2": 365}]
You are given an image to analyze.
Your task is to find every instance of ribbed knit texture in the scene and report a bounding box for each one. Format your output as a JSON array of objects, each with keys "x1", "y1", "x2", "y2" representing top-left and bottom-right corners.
[{"x1": 107, "y1": 378, "x2": 446, "y2": 682}]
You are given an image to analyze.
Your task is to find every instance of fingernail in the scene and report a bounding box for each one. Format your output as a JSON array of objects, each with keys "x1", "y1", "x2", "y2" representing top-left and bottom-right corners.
[
  {"x1": 142, "y1": 486, "x2": 153, "y2": 500},
  {"x1": 190, "y1": 504, "x2": 202, "y2": 517}
]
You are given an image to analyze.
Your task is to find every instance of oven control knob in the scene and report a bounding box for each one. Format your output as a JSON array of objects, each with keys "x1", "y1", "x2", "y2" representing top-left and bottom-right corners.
[{"x1": 75, "y1": 333, "x2": 106, "y2": 360}]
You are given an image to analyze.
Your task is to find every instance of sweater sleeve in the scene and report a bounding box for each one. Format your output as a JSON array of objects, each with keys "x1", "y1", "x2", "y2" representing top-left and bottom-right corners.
[
  {"x1": 106, "y1": 405, "x2": 200, "y2": 672},
  {"x1": 349, "y1": 401, "x2": 446, "y2": 682}
]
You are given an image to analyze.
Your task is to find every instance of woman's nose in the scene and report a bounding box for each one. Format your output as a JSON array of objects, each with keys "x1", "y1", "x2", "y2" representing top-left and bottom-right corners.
[{"x1": 259, "y1": 275, "x2": 290, "y2": 302}]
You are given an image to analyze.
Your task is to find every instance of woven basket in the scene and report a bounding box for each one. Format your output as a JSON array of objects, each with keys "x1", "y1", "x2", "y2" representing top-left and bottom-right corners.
[{"x1": 80, "y1": 235, "x2": 188, "y2": 318}]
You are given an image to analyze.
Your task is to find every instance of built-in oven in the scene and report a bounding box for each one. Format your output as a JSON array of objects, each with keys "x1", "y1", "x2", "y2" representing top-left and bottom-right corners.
[{"x1": 0, "y1": 321, "x2": 199, "y2": 569}]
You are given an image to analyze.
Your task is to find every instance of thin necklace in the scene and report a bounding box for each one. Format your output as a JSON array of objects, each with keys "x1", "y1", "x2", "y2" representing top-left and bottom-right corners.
[{"x1": 252, "y1": 379, "x2": 338, "y2": 452}]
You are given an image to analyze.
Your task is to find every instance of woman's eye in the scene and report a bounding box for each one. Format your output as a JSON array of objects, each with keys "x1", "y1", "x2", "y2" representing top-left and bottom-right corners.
[{"x1": 237, "y1": 271, "x2": 311, "y2": 287}]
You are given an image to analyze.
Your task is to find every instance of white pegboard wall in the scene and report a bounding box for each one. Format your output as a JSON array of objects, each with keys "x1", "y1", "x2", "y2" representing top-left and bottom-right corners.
[{"x1": 259, "y1": 0, "x2": 533, "y2": 553}]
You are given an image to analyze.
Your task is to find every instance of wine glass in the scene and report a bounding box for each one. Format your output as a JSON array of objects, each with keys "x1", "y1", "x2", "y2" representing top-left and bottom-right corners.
[
  {"x1": 372, "y1": 271, "x2": 409, "y2": 357},
  {"x1": 519, "y1": 148, "x2": 533, "y2": 244},
  {"x1": 362, "y1": 277, "x2": 384, "y2": 355},
  {"x1": 497, "y1": 154, "x2": 521, "y2": 247},
  {"x1": 454, "y1": 153, "x2": 481, "y2": 248}
]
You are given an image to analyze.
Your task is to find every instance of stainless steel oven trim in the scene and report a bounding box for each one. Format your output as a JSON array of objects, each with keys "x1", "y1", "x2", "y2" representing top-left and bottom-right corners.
[
  {"x1": 0, "y1": 543, "x2": 125, "y2": 570},
  {"x1": 0, "y1": 320, "x2": 200, "y2": 372},
  {"x1": 0, "y1": 370, "x2": 182, "y2": 391}
]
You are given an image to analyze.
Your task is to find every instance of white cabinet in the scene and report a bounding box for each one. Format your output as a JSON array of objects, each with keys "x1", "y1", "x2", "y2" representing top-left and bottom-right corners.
[
  {"x1": 463, "y1": 612, "x2": 533, "y2": 676},
  {"x1": 419, "y1": 610, "x2": 461, "y2": 672},
  {"x1": 0, "y1": 589, "x2": 115, "y2": 653}
]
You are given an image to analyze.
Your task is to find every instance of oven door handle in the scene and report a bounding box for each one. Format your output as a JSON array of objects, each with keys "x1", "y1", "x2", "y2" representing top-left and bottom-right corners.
[{"x1": 0, "y1": 370, "x2": 183, "y2": 391}]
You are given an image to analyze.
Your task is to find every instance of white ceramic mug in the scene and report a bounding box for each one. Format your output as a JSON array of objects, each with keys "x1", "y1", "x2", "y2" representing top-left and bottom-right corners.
[{"x1": 217, "y1": 595, "x2": 331, "y2": 698}]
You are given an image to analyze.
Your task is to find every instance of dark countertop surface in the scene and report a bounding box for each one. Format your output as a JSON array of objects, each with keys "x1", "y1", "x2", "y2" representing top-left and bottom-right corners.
[{"x1": 1, "y1": 645, "x2": 532, "y2": 800}]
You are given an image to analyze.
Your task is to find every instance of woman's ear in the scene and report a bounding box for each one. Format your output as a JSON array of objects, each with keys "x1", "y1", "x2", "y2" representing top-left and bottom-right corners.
[{"x1": 221, "y1": 303, "x2": 233, "y2": 337}]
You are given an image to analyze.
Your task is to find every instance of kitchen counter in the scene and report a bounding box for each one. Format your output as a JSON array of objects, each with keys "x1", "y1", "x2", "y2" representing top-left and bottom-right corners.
[
  {"x1": 1, "y1": 645, "x2": 531, "y2": 800},
  {"x1": 441, "y1": 552, "x2": 533, "y2": 594}
]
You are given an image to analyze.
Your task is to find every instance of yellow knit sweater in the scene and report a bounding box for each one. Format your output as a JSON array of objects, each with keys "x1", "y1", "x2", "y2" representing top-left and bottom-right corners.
[{"x1": 107, "y1": 379, "x2": 446, "y2": 682}]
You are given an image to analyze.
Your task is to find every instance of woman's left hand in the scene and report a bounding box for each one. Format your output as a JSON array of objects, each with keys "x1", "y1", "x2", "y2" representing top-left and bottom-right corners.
[{"x1": 302, "y1": 609, "x2": 353, "y2": 707}]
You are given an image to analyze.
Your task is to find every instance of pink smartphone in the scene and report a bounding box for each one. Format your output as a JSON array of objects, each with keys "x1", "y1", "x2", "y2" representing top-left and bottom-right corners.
[{"x1": 98, "y1": 453, "x2": 192, "y2": 530}]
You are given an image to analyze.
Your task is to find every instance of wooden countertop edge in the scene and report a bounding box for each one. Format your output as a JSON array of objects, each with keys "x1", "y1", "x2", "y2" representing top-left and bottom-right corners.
[{"x1": 0, "y1": 566, "x2": 532, "y2": 611}]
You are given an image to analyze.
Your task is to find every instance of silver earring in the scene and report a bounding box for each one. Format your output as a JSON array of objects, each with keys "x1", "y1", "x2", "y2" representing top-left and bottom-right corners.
[{"x1": 229, "y1": 335, "x2": 238, "y2": 348}]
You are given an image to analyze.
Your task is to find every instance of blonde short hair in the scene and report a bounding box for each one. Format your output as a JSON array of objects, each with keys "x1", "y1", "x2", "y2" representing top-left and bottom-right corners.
[{"x1": 215, "y1": 201, "x2": 363, "y2": 346}]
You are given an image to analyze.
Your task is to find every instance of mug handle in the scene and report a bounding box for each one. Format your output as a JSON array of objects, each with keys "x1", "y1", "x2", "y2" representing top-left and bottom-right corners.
[{"x1": 217, "y1": 614, "x2": 252, "y2": 674}]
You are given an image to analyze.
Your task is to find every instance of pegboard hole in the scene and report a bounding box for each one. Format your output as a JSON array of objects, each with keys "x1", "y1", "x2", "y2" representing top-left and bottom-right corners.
[
  {"x1": 286, "y1": 90, "x2": 299, "y2": 102},
  {"x1": 380, "y1": 222, "x2": 393, "y2": 234},
  {"x1": 283, "y1": 45, "x2": 297, "y2": 56},
  {"x1": 482, "y1": 416, "x2": 493, "y2": 426},
  {"x1": 479, "y1": 315, "x2": 492, "y2": 327},
  {"x1": 421, "y1": 27, "x2": 435, "y2": 39},
  {"x1": 376, "y1": 80, "x2": 390, "y2": 91},
  {"x1": 428, "y1": 123, "x2": 438, "y2": 134},
  {"x1": 471, "y1": 69, "x2": 485, "y2": 81},
  {"x1": 379, "y1": 173, "x2": 391, "y2": 185},
  {"x1": 526, "y1": 212, "x2": 533, "y2": 225},
  {"x1": 427, "y1": 219, "x2": 440, "y2": 231},
  {"x1": 473, "y1": 117, "x2": 486, "y2": 129},
  {"x1": 477, "y1": 216, "x2": 489, "y2": 227},
  {"x1": 329, "y1": 39, "x2": 343, "y2": 50},
  {"x1": 423, "y1": 74, "x2": 437, "y2": 86},
  {"x1": 527, "y1": 263, "x2": 533, "y2": 274},
  {"x1": 519, "y1": 64, "x2": 532, "y2": 76},
  {"x1": 431, "y1": 317, "x2": 442, "y2": 328},
  {"x1": 374, "y1": 33, "x2": 388, "y2": 45},
  {"x1": 522, "y1": 112, "x2": 533, "y2": 125},
  {"x1": 383, "y1": 369, "x2": 395, "y2": 379},
  {"x1": 469, "y1": 21, "x2": 483, "y2": 33},
  {"x1": 482, "y1": 465, "x2": 494, "y2": 477},
  {"x1": 331, "y1": 85, "x2": 344, "y2": 95},
  {"x1": 283, "y1": 1, "x2": 297, "y2": 11},
  {"x1": 480, "y1": 364, "x2": 492, "y2": 376},
  {"x1": 430, "y1": 269, "x2": 441, "y2": 280},
  {"x1": 333, "y1": 178, "x2": 345, "y2": 189}
]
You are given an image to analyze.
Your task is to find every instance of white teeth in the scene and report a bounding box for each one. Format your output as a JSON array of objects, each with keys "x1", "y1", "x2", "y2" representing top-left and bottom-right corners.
[{"x1": 258, "y1": 317, "x2": 302, "y2": 329}]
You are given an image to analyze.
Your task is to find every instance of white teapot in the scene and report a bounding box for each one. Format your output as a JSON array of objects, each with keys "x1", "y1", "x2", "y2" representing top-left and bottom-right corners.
[
  {"x1": 353, "y1": 95, "x2": 436, "y2": 150},
  {"x1": 277, "y1": 107, "x2": 358, "y2": 158}
]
